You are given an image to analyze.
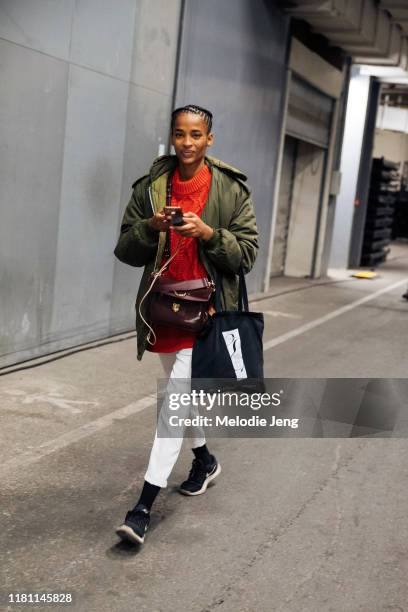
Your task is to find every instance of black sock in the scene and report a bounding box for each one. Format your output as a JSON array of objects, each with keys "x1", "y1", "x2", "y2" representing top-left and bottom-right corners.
[
  {"x1": 133, "y1": 480, "x2": 160, "y2": 512},
  {"x1": 192, "y1": 444, "x2": 212, "y2": 464}
]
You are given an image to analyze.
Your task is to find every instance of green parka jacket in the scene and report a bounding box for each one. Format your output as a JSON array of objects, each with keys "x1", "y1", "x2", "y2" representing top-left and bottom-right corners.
[{"x1": 113, "y1": 154, "x2": 259, "y2": 360}]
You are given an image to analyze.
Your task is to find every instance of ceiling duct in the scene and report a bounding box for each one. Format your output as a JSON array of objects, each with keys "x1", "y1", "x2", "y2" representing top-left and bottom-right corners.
[
  {"x1": 380, "y1": 2, "x2": 408, "y2": 36},
  {"x1": 315, "y1": 0, "x2": 377, "y2": 46},
  {"x1": 280, "y1": 0, "x2": 408, "y2": 71},
  {"x1": 282, "y1": 0, "x2": 361, "y2": 29},
  {"x1": 342, "y1": 10, "x2": 391, "y2": 55},
  {"x1": 354, "y1": 27, "x2": 407, "y2": 66}
]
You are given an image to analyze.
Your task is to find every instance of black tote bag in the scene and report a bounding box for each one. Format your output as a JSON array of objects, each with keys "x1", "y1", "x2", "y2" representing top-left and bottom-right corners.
[{"x1": 191, "y1": 268, "x2": 264, "y2": 383}]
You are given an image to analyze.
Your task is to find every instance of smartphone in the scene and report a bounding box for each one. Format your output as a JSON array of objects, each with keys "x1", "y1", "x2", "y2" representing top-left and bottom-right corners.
[{"x1": 164, "y1": 206, "x2": 185, "y2": 226}]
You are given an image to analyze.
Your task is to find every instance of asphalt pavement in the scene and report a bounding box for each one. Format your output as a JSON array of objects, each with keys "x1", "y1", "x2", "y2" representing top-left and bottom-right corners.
[{"x1": 1, "y1": 243, "x2": 408, "y2": 612}]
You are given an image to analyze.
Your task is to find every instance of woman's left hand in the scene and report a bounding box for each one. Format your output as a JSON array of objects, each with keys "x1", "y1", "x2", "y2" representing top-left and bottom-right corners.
[{"x1": 173, "y1": 212, "x2": 214, "y2": 241}]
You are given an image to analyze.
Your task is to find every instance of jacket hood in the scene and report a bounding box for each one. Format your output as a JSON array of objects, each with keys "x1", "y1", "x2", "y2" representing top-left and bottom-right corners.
[{"x1": 149, "y1": 154, "x2": 248, "y2": 183}]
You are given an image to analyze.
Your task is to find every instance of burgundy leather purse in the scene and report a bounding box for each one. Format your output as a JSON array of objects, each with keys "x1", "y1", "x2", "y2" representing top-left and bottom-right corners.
[{"x1": 148, "y1": 276, "x2": 215, "y2": 332}]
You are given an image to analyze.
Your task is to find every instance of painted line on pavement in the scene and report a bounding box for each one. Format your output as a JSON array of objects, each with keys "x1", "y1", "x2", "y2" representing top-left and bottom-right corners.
[
  {"x1": 0, "y1": 394, "x2": 156, "y2": 478},
  {"x1": 264, "y1": 278, "x2": 408, "y2": 351},
  {"x1": 2, "y1": 278, "x2": 406, "y2": 477},
  {"x1": 262, "y1": 310, "x2": 302, "y2": 320}
]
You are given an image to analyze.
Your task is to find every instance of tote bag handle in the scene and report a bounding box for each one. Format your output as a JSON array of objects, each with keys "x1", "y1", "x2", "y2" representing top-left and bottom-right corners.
[{"x1": 215, "y1": 266, "x2": 249, "y2": 312}]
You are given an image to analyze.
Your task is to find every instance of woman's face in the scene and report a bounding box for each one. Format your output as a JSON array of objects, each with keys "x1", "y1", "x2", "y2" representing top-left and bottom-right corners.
[{"x1": 171, "y1": 112, "x2": 213, "y2": 166}]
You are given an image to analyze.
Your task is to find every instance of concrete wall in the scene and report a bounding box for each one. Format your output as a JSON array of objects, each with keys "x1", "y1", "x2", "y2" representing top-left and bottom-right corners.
[
  {"x1": 329, "y1": 67, "x2": 371, "y2": 270},
  {"x1": 175, "y1": 0, "x2": 290, "y2": 293},
  {"x1": 0, "y1": 0, "x2": 182, "y2": 367},
  {"x1": 373, "y1": 128, "x2": 408, "y2": 167}
]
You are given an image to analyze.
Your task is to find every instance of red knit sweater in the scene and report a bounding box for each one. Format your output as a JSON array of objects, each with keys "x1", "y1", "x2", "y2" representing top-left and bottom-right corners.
[{"x1": 147, "y1": 164, "x2": 212, "y2": 353}]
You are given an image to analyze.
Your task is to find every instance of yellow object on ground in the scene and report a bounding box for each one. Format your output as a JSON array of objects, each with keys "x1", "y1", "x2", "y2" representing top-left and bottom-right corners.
[{"x1": 351, "y1": 271, "x2": 378, "y2": 279}]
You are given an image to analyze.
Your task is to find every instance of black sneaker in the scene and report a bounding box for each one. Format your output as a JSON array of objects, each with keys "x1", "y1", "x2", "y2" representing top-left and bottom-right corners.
[
  {"x1": 179, "y1": 455, "x2": 221, "y2": 496},
  {"x1": 115, "y1": 504, "x2": 150, "y2": 545}
]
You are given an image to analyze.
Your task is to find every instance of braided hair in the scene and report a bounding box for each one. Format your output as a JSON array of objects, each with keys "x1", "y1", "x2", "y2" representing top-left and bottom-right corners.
[{"x1": 171, "y1": 104, "x2": 213, "y2": 133}]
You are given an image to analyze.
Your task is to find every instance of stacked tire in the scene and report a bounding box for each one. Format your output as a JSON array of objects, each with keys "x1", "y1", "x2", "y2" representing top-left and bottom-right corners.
[{"x1": 361, "y1": 157, "x2": 399, "y2": 267}]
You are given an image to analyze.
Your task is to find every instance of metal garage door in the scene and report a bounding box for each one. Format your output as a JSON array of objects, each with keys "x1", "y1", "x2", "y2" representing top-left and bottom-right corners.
[{"x1": 286, "y1": 75, "x2": 334, "y2": 149}]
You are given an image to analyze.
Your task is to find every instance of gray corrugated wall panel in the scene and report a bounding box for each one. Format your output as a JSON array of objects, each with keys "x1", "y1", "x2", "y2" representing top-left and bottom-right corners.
[
  {"x1": 49, "y1": 65, "x2": 129, "y2": 340},
  {"x1": 0, "y1": 0, "x2": 182, "y2": 367},
  {"x1": 0, "y1": 0, "x2": 74, "y2": 60},
  {"x1": 110, "y1": 0, "x2": 182, "y2": 335},
  {"x1": 130, "y1": 0, "x2": 182, "y2": 95},
  {"x1": 70, "y1": 0, "x2": 137, "y2": 80},
  {"x1": 0, "y1": 40, "x2": 68, "y2": 366},
  {"x1": 175, "y1": 0, "x2": 290, "y2": 293}
]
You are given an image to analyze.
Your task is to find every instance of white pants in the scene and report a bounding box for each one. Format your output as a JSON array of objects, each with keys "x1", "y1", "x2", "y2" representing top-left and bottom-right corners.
[{"x1": 144, "y1": 348, "x2": 206, "y2": 488}]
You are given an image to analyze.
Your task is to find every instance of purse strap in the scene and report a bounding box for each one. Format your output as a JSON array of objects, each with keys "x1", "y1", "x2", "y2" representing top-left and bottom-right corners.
[
  {"x1": 215, "y1": 266, "x2": 249, "y2": 313},
  {"x1": 138, "y1": 171, "x2": 180, "y2": 345}
]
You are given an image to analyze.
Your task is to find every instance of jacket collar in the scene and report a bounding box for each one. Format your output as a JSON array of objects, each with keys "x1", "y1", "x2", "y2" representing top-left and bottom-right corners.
[{"x1": 149, "y1": 154, "x2": 248, "y2": 183}]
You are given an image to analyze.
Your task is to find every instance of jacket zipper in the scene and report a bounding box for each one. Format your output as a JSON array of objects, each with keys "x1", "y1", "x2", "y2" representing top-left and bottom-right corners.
[
  {"x1": 148, "y1": 186, "x2": 155, "y2": 215},
  {"x1": 149, "y1": 184, "x2": 166, "y2": 274}
]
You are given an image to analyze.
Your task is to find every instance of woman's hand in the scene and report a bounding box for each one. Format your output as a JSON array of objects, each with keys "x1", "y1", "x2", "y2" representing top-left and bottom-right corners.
[
  {"x1": 147, "y1": 210, "x2": 170, "y2": 232},
  {"x1": 173, "y1": 212, "x2": 214, "y2": 241}
]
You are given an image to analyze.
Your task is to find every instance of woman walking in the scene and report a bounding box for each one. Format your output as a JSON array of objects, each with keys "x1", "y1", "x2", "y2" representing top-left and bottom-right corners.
[{"x1": 113, "y1": 105, "x2": 258, "y2": 545}]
